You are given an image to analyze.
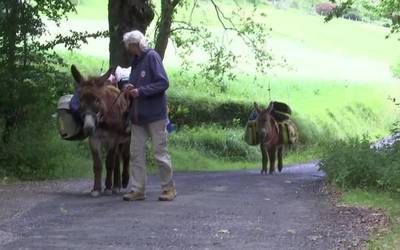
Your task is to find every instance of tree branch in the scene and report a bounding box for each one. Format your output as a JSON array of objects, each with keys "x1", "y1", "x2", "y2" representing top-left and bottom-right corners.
[
  {"x1": 172, "y1": 0, "x2": 180, "y2": 7},
  {"x1": 210, "y1": 0, "x2": 236, "y2": 31},
  {"x1": 170, "y1": 21, "x2": 199, "y2": 33},
  {"x1": 189, "y1": 0, "x2": 198, "y2": 23},
  {"x1": 40, "y1": 30, "x2": 109, "y2": 50}
]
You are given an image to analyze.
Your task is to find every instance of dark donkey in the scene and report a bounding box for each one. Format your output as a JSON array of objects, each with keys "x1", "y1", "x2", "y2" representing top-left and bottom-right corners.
[
  {"x1": 71, "y1": 65, "x2": 131, "y2": 197},
  {"x1": 254, "y1": 102, "x2": 284, "y2": 175}
]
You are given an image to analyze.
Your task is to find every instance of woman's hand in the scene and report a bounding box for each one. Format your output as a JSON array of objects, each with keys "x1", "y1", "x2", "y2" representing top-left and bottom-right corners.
[{"x1": 124, "y1": 84, "x2": 140, "y2": 98}]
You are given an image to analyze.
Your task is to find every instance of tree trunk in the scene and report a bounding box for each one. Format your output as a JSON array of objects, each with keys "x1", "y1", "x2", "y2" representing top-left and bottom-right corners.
[
  {"x1": 5, "y1": 0, "x2": 18, "y2": 73},
  {"x1": 154, "y1": 0, "x2": 180, "y2": 60},
  {"x1": 108, "y1": 0, "x2": 154, "y2": 67},
  {"x1": 2, "y1": 0, "x2": 19, "y2": 143}
]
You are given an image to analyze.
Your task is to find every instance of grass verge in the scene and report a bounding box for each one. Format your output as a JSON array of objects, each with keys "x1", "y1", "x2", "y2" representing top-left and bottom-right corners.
[{"x1": 340, "y1": 189, "x2": 400, "y2": 249}]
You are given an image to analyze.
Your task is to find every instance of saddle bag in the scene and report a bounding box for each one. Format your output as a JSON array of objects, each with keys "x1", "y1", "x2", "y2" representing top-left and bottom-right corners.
[
  {"x1": 57, "y1": 95, "x2": 86, "y2": 141},
  {"x1": 270, "y1": 101, "x2": 292, "y2": 122},
  {"x1": 244, "y1": 110, "x2": 259, "y2": 146},
  {"x1": 278, "y1": 119, "x2": 299, "y2": 145}
]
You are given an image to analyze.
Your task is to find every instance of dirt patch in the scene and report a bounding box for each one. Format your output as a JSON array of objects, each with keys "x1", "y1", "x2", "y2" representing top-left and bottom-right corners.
[
  {"x1": 334, "y1": 206, "x2": 388, "y2": 249},
  {"x1": 321, "y1": 185, "x2": 389, "y2": 249}
]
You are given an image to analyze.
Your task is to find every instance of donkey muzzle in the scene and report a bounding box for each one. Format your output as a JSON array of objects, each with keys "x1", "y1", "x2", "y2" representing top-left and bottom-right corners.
[
  {"x1": 83, "y1": 114, "x2": 96, "y2": 136},
  {"x1": 260, "y1": 128, "x2": 267, "y2": 140}
]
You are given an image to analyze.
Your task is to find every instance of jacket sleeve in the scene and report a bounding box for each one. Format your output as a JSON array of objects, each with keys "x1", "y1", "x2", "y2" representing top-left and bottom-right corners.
[{"x1": 138, "y1": 51, "x2": 169, "y2": 97}]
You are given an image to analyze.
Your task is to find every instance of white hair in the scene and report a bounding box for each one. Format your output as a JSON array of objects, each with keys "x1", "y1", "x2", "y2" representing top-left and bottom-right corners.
[{"x1": 122, "y1": 30, "x2": 148, "y2": 51}]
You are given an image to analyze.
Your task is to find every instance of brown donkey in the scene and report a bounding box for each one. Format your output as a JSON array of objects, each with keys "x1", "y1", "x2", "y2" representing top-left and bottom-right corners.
[
  {"x1": 254, "y1": 102, "x2": 284, "y2": 175},
  {"x1": 71, "y1": 65, "x2": 131, "y2": 197}
]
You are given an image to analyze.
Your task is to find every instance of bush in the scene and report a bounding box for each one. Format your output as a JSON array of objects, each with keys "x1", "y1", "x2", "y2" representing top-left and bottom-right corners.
[
  {"x1": 167, "y1": 94, "x2": 352, "y2": 146},
  {"x1": 319, "y1": 137, "x2": 400, "y2": 191},
  {"x1": 1, "y1": 115, "x2": 65, "y2": 179},
  {"x1": 315, "y1": 2, "x2": 337, "y2": 16},
  {"x1": 0, "y1": 98, "x2": 90, "y2": 180},
  {"x1": 343, "y1": 12, "x2": 362, "y2": 21},
  {"x1": 169, "y1": 125, "x2": 260, "y2": 161},
  {"x1": 391, "y1": 60, "x2": 400, "y2": 79},
  {"x1": 168, "y1": 94, "x2": 253, "y2": 127}
]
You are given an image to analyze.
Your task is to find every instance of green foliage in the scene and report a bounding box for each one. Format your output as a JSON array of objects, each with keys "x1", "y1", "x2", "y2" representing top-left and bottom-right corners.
[
  {"x1": 348, "y1": 0, "x2": 379, "y2": 22},
  {"x1": 168, "y1": 94, "x2": 253, "y2": 127},
  {"x1": 0, "y1": 0, "x2": 105, "y2": 179},
  {"x1": 170, "y1": 4, "x2": 272, "y2": 92},
  {"x1": 325, "y1": 0, "x2": 400, "y2": 30},
  {"x1": 0, "y1": 106, "x2": 90, "y2": 180},
  {"x1": 375, "y1": 0, "x2": 400, "y2": 35},
  {"x1": 278, "y1": 0, "x2": 368, "y2": 23},
  {"x1": 0, "y1": 0, "x2": 102, "y2": 140},
  {"x1": 319, "y1": 138, "x2": 400, "y2": 191},
  {"x1": 391, "y1": 60, "x2": 400, "y2": 79},
  {"x1": 169, "y1": 144, "x2": 259, "y2": 172},
  {"x1": 169, "y1": 125, "x2": 260, "y2": 161}
]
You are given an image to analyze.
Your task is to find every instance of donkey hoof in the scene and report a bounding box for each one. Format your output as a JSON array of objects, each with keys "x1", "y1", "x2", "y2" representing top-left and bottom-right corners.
[
  {"x1": 90, "y1": 190, "x2": 101, "y2": 197},
  {"x1": 104, "y1": 189, "x2": 113, "y2": 196},
  {"x1": 112, "y1": 188, "x2": 121, "y2": 194},
  {"x1": 122, "y1": 179, "x2": 129, "y2": 189}
]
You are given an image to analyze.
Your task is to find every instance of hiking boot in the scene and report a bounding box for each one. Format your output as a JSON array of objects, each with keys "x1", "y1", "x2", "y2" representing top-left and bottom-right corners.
[
  {"x1": 158, "y1": 187, "x2": 177, "y2": 201},
  {"x1": 123, "y1": 191, "x2": 145, "y2": 201}
]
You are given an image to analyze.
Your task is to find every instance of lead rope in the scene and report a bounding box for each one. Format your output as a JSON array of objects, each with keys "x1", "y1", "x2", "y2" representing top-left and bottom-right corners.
[
  {"x1": 99, "y1": 60, "x2": 105, "y2": 75},
  {"x1": 111, "y1": 91, "x2": 124, "y2": 107},
  {"x1": 267, "y1": 80, "x2": 272, "y2": 102}
]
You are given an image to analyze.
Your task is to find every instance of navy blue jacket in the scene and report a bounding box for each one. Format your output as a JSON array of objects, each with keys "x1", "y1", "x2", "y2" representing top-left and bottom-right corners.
[{"x1": 126, "y1": 49, "x2": 169, "y2": 125}]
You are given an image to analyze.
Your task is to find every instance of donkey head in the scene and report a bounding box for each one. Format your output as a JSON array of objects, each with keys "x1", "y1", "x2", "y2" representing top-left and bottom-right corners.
[
  {"x1": 71, "y1": 65, "x2": 114, "y2": 136},
  {"x1": 254, "y1": 102, "x2": 274, "y2": 142}
]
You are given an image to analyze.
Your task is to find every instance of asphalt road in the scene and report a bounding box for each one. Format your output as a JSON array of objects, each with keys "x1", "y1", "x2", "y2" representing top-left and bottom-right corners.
[{"x1": 0, "y1": 162, "x2": 385, "y2": 250}]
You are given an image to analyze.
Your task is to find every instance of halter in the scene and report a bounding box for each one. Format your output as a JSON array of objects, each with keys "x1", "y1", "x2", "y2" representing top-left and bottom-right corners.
[
  {"x1": 81, "y1": 110, "x2": 102, "y2": 126},
  {"x1": 104, "y1": 84, "x2": 125, "y2": 108},
  {"x1": 257, "y1": 109, "x2": 280, "y2": 146}
]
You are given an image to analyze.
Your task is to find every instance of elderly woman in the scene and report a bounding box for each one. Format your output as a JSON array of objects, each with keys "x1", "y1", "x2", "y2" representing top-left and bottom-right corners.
[{"x1": 121, "y1": 30, "x2": 176, "y2": 201}]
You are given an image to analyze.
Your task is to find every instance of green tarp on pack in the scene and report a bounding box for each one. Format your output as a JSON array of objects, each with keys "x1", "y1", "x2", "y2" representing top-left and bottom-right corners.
[
  {"x1": 244, "y1": 119, "x2": 298, "y2": 146},
  {"x1": 57, "y1": 95, "x2": 87, "y2": 141},
  {"x1": 244, "y1": 119, "x2": 259, "y2": 146},
  {"x1": 278, "y1": 119, "x2": 299, "y2": 145}
]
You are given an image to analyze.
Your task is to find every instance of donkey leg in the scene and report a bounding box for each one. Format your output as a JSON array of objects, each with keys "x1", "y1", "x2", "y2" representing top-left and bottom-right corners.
[
  {"x1": 89, "y1": 138, "x2": 102, "y2": 197},
  {"x1": 260, "y1": 145, "x2": 269, "y2": 175},
  {"x1": 268, "y1": 147, "x2": 276, "y2": 174},
  {"x1": 277, "y1": 146, "x2": 284, "y2": 172},
  {"x1": 121, "y1": 142, "x2": 130, "y2": 189},
  {"x1": 104, "y1": 148, "x2": 117, "y2": 195},
  {"x1": 112, "y1": 148, "x2": 121, "y2": 194}
]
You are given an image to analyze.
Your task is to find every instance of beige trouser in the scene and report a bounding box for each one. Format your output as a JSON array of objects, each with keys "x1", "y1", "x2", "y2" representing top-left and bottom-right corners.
[{"x1": 129, "y1": 119, "x2": 175, "y2": 193}]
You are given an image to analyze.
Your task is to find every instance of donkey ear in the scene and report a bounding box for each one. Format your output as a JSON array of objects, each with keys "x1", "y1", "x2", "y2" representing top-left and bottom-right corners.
[
  {"x1": 99, "y1": 67, "x2": 115, "y2": 84},
  {"x1": 266, "y1": 101, "x2": 274, "y2": 112},
  {"x1": 71, "y1": 65, "x2": 84, "y2": 84},
  {"x1": 254, "y1": 102, "x2": 262, "y2": 114}
]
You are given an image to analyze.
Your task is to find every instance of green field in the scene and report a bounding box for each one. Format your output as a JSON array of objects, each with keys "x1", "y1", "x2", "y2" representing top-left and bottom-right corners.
[{"x1": 53, "y1": 0, "x2": 399, "y2": 172}]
